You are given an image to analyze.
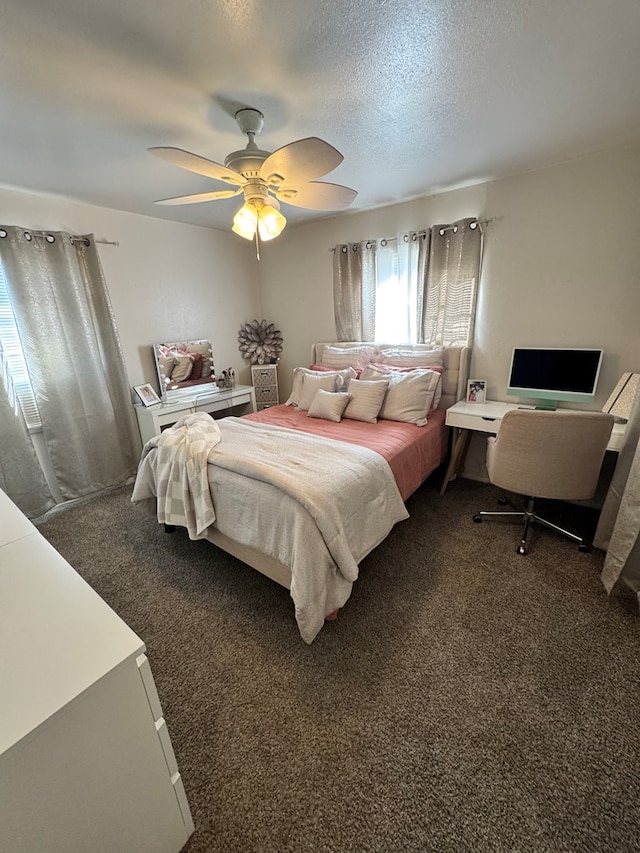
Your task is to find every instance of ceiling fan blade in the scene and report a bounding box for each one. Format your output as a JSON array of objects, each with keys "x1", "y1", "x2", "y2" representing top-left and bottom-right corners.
[
  {"x1": 148, "y1": 147, "x2": 245, "y2": 186},
  {"x1": 154, "y1": 188, "x2": 243, "y2": 206},
  {"x1": 260, "y1": 138, "x2": 344, "y2": 186},
  {"x1": 274, "y1": 181, "x2": 357, "y2": 211}
]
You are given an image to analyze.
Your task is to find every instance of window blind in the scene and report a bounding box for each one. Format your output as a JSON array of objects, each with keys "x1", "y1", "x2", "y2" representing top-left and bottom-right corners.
[{"x1": 0, "y1": 259, "x2": 42, "y2": 429}]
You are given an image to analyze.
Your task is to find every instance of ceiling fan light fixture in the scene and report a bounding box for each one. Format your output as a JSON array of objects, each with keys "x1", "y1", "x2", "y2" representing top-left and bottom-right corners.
[
  {"x1": 232, "y1": 202, "x2": 259, "y2": 240},
  {"x1": 257, "y1": 203, "x2": 287, "y2": 241}
]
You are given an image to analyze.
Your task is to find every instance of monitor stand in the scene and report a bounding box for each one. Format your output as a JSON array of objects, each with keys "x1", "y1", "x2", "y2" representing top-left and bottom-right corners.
[{"x1": 534, "y1": 400, "x2": 558, "y2": 411}]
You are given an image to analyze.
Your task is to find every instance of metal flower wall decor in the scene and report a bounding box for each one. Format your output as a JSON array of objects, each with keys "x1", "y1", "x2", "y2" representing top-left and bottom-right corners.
[{"x1": 238, "y1": 319, "x2": 283, "y2": 365}]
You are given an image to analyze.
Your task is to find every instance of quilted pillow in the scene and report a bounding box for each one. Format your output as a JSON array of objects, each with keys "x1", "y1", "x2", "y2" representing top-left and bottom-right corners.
[
  {"x1": 319, "y1": 345, "x2": 376, "y2": 370},
  {"x1": 307, "y1": 390, "x2": 351, "y2": 422},
  {"x1": 286, "y1": 366, "x2": 357, "y2": 408},
  {"x1": 378, "y1": 369, "x2": 442, "y2": 426},
  {"x1": 343, "y1": 379, "x2": 389, "y2": 424},
  {"x1": 379, "y1": 347, "x2": 444, "y2": 368}
]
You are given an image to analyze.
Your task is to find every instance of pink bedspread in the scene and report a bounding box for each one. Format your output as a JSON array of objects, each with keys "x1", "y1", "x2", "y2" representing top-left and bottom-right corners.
[{"x1": 243, "y1": 405, "x2": 447, "y2": 501}]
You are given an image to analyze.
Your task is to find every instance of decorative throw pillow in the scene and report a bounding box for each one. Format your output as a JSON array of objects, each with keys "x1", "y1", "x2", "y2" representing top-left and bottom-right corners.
[
  {"x1": 319, "y1": 344, "x2": 376, "y2": 370},
  {"x1": 307, "y1": 390, "x2": 351, "y2": 422},
  {"x1": 362, "y1": 362, "x2": 445, "y2": 376},
  {"x1": 286, "y1": 366, "x2": 357, "y2": 408},
  {"x1": 379, "y1": 347, "x2": 444, "y2": 368},
  {"x1": 378, "y1": 369, "x2": 442, "y2": 426},
  {"x1": 361, "y1": 363, "x2": 443, "y2": 412},
  {"x1": 297, "y1": 371, "x2": 343, "y2": 411},
  {"x1": 186, "y1": 343, "x2": 213, "y2": 377},
  {"x1": 309, "y1": 363, "x2": 363, "y2": 378},
  {"x1": 188, "y1": 351, "x2": 203, "y2": 380},
  {"x1": 343, "y1": 378, "x2": 389, "y2": 424},
  {"x1": 157, "y1": 355, "x2": 176, "y2": 384},
  {"x1": 170, "y1": 353, "x2": 194, "y2": 383}
]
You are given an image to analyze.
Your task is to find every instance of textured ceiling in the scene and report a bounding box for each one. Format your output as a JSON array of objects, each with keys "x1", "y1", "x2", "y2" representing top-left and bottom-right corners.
[{"x1": 2, "y1": 0, "x2": 639, "y2": 233}]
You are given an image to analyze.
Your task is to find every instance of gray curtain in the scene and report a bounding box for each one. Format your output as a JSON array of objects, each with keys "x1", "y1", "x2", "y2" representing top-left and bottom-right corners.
[
  {"x1": 419, "y1": 217, "x2": 482, "y2": 346},
  {"x1": 594, "y1": 386, "x2": 640, "y2": 603},
  {"x1": 332, "y1": 241, "x2": 377, "y2": 341},
  {"x1": 0, "y1": 227, "x2": 140, "y2": 506},
  {"x1": 0, "y1": 343, "x2": 54, "y2": 517}
]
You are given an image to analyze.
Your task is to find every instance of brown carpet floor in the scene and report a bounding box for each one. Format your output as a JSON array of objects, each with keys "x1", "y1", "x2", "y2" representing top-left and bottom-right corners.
[{"x1": 36, "y1": 472, "x2": 640, "y2": 853}]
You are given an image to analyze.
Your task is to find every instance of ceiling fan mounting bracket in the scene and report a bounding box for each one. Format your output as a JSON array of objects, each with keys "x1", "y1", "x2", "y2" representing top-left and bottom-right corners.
[{"x1": 235, "y1": 108, "x2": 264, "y2": 138}]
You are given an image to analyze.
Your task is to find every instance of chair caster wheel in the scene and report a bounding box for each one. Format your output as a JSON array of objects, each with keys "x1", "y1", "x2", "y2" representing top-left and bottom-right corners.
[
  {"x1": 578, "y1": 542, "x2": 592, "y2": 553},
  {"x1": 497, "y1": 497, "x2": 508, "y2": 506},
  {"x1": 517, "y1": 545, "x2": 527, "y2": 555},
  {"x1": 472, "y1": 515, "x2": 482, "y2": 523}
]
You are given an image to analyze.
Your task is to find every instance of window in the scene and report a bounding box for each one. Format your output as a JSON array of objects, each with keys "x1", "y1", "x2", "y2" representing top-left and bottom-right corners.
[
  {"x1": 374, "y1": 240, "x2": 418, "y2": 343},
  {"x1": 333, "y1": 219, "x2": 482, "y2": 346},
  {"x1": 0, "y1": 258, "x2": 42, "y2": 429}
]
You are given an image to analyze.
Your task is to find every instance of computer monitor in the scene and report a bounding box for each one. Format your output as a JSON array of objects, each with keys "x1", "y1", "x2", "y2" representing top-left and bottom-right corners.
[{"x1": 506, "y1": 347, "x2": 603, "y2": 410}]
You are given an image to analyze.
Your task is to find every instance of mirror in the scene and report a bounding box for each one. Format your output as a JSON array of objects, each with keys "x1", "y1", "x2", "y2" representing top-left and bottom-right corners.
[{"x1": 153, "y1": 340, "x2": 216, "y2": 401}]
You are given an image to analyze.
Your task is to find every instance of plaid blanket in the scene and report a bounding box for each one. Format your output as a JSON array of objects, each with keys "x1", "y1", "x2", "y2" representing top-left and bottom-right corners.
[{"x1": 132, "y1": 412, "x2": 221, "y2": 539}]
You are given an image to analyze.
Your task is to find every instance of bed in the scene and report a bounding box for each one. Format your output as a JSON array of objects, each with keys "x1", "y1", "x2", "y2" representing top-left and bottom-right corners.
[{"x1": 132, "y1": 342, "x2": 470, "y2": 642}]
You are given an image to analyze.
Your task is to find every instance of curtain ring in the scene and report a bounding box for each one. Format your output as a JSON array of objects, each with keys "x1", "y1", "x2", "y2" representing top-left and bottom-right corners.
[
  {"x1": 46, "y1": 234, "x2": 56, "y2": 243},
  {"x1": 470, "y1": 221, "x2": 478, "y2": 229},
  {"x1": 411, "y1": 233, "x2": 418, "y2": 242},
  {"x1": 365, "y1": 240, "x2": 373, "y2": 249},
  {"x1": 453, "y1": 225, "x2": 458, "y2": 233},
  {"x1": 341, "y1": 245, "x2": 348, "y2": 253},
  {"x1": 24, "y1": 231, "x2": 32, "y2": 241},
  {"x1": 380, "y1": 239, "x2": 387, "y2": 247},
  {"x1": 403, "y1": 234, "x2": 409, "y2": 243},
  {"x1": 439, "y1": 229, "x2": 445, "y2": 236},
  {"x1": 0, "y1": 229, "x2": 6, "y2": 239}
]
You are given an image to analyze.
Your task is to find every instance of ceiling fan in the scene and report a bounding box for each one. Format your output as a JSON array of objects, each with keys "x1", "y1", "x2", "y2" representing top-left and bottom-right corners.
[{"x1": 149, "y1": 108, "x2": 357, "y2": 243}]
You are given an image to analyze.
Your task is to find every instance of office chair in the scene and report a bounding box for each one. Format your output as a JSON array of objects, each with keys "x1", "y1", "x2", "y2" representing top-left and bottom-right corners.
[{"x1": 473, "y1": 409, "x2": 614, "y2": 554}]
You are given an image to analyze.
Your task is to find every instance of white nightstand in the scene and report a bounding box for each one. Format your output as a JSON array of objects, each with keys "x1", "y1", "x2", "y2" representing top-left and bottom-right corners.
[{"x1": 251, "y1": 364, "x2": 279, "y2": 411}]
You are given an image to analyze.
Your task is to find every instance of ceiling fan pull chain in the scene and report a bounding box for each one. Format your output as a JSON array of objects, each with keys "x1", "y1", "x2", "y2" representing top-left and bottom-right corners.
[{"x1": 255, "y1": 229, "x2": 261, "y2": 261}]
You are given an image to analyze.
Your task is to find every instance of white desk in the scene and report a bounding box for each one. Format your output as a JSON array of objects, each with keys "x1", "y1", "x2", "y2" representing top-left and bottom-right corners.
[
  {"x1": 440, "y1": 400, "x2": 627, "y2": 495},
  {"x1": 135, "y1": 383, "x2": 256, "y2": 444}
]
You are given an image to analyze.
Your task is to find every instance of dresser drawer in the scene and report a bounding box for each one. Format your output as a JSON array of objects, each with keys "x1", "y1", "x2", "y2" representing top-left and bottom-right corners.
[{"x1": 252, "y1": 366, "x2": 278, "y2": 389}]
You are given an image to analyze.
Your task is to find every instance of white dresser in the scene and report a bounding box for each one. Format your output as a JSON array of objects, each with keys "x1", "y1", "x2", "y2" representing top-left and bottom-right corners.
[
  {"x1": 135, "y1": 383, "x2": 256, "y2": 444},
  {"x1": 0, "y1": 489, "x2": 194, "y2": 853},
  {"x1": 251, "y1": 364, "x2": 279, "y2": 411}
]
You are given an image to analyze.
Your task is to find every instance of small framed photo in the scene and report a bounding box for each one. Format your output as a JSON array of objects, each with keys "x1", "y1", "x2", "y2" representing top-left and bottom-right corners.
[
  {"x1": 466, "y1": 379, "x2": 487, "y2": 404},
  {"x1": 133, "y1": 383, "x2": 161, "y2": 407}
]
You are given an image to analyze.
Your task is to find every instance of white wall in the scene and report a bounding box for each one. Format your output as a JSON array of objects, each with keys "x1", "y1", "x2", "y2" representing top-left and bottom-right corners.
[
  {"x1": 259, "y1": 139, "x2": 640, "y2": 410},
  {"x1": 3, "y1": 136, "x2": 639, "y2": 438},
  {"x1": 0, "y1": 185, "x2": 260, "y2": 390}
]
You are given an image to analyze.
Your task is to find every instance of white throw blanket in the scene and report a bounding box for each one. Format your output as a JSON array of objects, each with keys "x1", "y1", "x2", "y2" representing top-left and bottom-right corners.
[{"x1": 132, "y1": 412, "x2": 221, "y2": 539}]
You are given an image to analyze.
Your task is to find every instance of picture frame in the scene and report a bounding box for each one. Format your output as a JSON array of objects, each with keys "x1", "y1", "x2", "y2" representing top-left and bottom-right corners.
[
  {"x1": 466, "y1": 379, "x2": 487, "y2": 404},
  {"x1": 133, "y1": 383, "x2": 161, "y2": 407}
]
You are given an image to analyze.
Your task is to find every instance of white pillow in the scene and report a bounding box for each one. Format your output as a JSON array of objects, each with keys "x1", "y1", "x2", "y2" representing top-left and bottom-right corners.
[
  {"x1": 297, "y1": 372, "x2": 341, "y2": 411},
  {"x1": 379, "y1": 347, "x2": 444, "y2": 368},
  {"x1": 286, "y1": 366, "x2": 356, "y2": 408},
  {"x1": 362, "y1": 363, "x2": 443, "y2": 412},
  {"x1": 378, "y1": 369, "x2": 442, "y2": 426},
  {"x1": 307, "y1": 390, "x2": 351, "y2": 422},
  {"x1": 343, "y1": 379, "x2": 389, "y2": 424},
  {"x1": 319, "y1": 344, "x2": 376, "y2": 370}
]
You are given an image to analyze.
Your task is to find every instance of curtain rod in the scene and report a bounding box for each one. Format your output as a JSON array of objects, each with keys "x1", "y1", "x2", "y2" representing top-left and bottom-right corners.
[
  {"x1": 328, "y1": 217, "x2": 495, "y2": 252},
  {"x1": 19, "y1": 230, "x2": 119, "y2": 246}
]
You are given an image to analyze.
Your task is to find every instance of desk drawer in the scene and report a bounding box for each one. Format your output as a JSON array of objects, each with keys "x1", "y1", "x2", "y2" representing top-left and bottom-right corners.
[{"x1": 446, "y1": 412, "x2": 500, "y2": 433}]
